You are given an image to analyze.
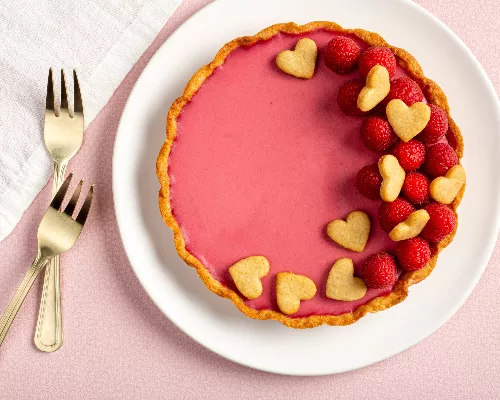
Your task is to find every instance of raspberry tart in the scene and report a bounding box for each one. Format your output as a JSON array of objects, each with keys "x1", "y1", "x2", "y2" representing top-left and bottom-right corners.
[{"x1": 156, "y1": 22, "x2": 465, "y2": 328}]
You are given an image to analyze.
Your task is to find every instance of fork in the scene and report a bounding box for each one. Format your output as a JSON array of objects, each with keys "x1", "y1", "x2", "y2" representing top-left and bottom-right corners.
[
  {"x1": 35, "y1": 69, "x2": 84, "y2": 352},
  {"x1": 0, "y1": 174, "x2": 93, "y2": 347}
]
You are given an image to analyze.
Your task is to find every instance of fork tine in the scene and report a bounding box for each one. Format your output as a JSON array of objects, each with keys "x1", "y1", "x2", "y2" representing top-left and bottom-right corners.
[
  {"x1": 63, "y1": 179, "x2": 83, "y2": 216},
  {"x1": 46, "y1": 69, "x2": 55, "y2": 111},
  {"x1": 60, "y1": 70, "x2": 68, "y2": 110},
  {"x1": 73, "y1": 70, "x2": 83, "y2": 114},
  {"x1": 75, "y1": 185, "x2": 94, "y2": 225},
  {"x1": 51, "y1": 173, "x2": 73, "y2": 210}
]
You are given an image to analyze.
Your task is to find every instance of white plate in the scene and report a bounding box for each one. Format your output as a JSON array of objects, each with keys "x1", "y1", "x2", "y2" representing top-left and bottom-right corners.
[{"x1": 113, "y1": 0, "x2": 500, "y2": 375}]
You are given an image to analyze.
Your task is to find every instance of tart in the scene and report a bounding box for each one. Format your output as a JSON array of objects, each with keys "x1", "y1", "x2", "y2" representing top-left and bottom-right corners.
[{"x1": 156, "y1": 22, "x2": 464, "y2": 328}]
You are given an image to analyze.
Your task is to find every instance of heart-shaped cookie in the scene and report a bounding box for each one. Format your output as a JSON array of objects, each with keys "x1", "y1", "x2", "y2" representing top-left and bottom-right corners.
[
  {"x1": 430, "y1": 165, "x2": 466, "y2": 205},
  {"x1": 379, "y1": 154, "x2": 406, "y2": 202},
  {"x1": 386, "y1": 99, "x2": 431, "y2": 142},
  {"x1": 357, "y1": 65, "x2": 390, "y2": 112},
  {"x1": 327, "y1": 211, "x2": 370, "y2": 253},
  {"x1": 276, "y1": 272, "x2": 317, "y2": 315},
  {"x1": 229, "y1": 256, "x2": 270, "y2": 299},
  {"x1": 326, "y1": 258, "x2": 367, "y2": 301},
  {"x1": 389, "y1": 209, "x2": 430, "y2": 241},
  {"x1": 276, "y1": 38, "x2": 317, "y2": 79}
]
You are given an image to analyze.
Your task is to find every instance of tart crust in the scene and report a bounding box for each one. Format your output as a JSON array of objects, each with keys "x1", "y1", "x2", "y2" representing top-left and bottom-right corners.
[{"x1": 156, "y1": 21, "x2": 465, "y2": 328}]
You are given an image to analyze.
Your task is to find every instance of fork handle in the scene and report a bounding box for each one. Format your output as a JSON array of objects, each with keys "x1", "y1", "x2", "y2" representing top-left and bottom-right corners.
[
  {"x1": 34, "y1": 162, "x2": 66, "y2": 352},
  {"x1": 0, "y1": 252, "x2": 48, "y2": 347}
]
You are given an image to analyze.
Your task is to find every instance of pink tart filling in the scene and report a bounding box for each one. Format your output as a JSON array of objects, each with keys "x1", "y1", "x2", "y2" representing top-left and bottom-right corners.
[{"x1": 168, "y1": 30, "x2": 421, "y2": 317}]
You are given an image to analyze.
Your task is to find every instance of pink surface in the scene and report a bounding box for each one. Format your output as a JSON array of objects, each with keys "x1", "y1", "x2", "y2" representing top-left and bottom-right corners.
[
  {"x1": 169, "y1": 30, "x2": 404, "y2": 316},
  {"x1": 0, "y1": 1, "x2": 499, "y2": 399}
]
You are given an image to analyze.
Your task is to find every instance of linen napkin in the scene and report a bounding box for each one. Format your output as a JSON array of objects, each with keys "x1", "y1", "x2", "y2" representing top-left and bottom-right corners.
[{"x1": 0, "y1": 0, "x2": 182, "y2": 241}]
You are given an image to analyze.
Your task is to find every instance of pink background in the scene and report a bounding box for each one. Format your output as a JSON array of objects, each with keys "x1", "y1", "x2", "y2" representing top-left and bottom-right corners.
[{"x1": 1, "y1": 0, "x2": 499, "y2": 398}]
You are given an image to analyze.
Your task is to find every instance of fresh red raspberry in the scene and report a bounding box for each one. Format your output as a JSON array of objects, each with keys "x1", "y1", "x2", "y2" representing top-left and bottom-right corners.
[
  {"x1": 395, "y1": 237, "x2": 431, "y2": 271},
  {"x1": 383, "y1": 77, "x2": 424, "y2": 107},
  {"x1": 356, "y1": 164, "x2": 383, "y2": 200},
  {"x1": 423, "y1": 143, "x2": 458, "y2": 178},
  {"x1": 401, "y1": 172, "x2": 430, "y2": 205},
  {"x1": 378, "y1": 197, "x2": 416, "y2": 233},
  {"x1": 324, "y1": 36, "x2": 361, "y2": 74},
  {"x1": 363, "y1": 252, "x2": 398, "y2": 288},
  {"x1": 337, "y1": 79, "x2": 366, "y2": 116},
  {"x1": 358, "y1": 46, "x2": 396, "y2": 79},
  {"x1": 418, "y1": 104, "x2": 449, "y2": 145},
  {"x1": 391, "y1": 139, "x2": 426, "y2": 171},
  {"x1": 421, "y1": 202, "x2": 457, "y2": 243},
  {"x1": 361, "y1": 116, "x2": 398, "y2": 151}
]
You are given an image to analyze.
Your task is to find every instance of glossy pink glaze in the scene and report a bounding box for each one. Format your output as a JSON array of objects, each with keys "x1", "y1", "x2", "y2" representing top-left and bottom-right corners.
[{"x1": 168, "y1": 30, "x2": 412, "y2": 317}]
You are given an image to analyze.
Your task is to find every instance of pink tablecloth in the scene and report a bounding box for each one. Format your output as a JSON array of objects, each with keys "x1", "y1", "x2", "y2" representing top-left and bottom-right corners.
[{"x1": 1, "y1": 1, "x2": 499, "y2": 398}]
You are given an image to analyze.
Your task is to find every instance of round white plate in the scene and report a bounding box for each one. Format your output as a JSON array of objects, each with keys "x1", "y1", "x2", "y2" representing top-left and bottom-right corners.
[{"x1": 113, "y1": 0, "x2": 500, "y2": 375}]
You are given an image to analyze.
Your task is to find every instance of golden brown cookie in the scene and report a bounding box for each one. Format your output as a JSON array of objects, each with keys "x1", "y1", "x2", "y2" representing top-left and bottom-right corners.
[
  {"x1": 379, "y1": 155, "x2": 406, "y2": 202},
  {"x1": 430, "y1": 165, "x2": 466, "y2": 204},
  {"x1": 327, "y1": 211, "x2": 370, "y2": 253},
  {"x1": 276, "y1": 38, "x2": 317, "y2": 79},
  {"x1": 389, "y1": 209, "x2": 430, "y2": 241},
  {"x1": 357, "y1": 65, "x2": 390, "y2": 112},
  {"x1": 276, "y1": 272, "x2": 317, "y2": 315},
  {"x1": 326, "y1": 258, "x2": 367, "y2": 301},
  {"x1": 229, "y1": 256, "x2": 270, "y2": 299},
  {"x1": 386, "y1": 100, "x2": 431, "y2": 142}
]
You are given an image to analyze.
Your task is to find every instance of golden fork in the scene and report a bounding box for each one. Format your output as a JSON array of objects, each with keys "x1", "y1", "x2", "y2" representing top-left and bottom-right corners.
[
  {"x1": 0, "y1": 174, "x2": 93, "y2": 347},
  {"x1": 35, "y1": 69, "x2": 84, "y2": 352}
]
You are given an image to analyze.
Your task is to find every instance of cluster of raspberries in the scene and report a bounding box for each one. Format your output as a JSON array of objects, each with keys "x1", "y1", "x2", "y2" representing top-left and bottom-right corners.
[{"x1": 324, "y1": 37, "x2": 458, "y2": 289}]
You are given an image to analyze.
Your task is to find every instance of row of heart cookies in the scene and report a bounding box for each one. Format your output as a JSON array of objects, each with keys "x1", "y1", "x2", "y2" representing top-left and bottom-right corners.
[
  {"x1": 229, "y1": 256, "x2": 366, "y2": 315},
  {"x1": 276, "y1": 38, "x2": 458, "y2": 147},
  {"x1": 227, "y1": 205, "x2": 437, "y2": 316}
]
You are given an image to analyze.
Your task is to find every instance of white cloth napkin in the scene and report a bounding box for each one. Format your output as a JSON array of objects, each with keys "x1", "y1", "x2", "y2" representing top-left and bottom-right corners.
[{"x1": 0, "y1": 0, "x2": 182, "y2": 241}]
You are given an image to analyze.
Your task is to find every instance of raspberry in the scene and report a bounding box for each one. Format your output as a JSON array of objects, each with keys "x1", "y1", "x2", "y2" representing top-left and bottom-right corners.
[
  {"x1": 401, "y1": 172, "x2": 430, "y2": 205},
  {"x1": 383, "y1": 77, "x2": 424, "y2": 107},
  {"x1": 378, "y1": 197, "x2": 415, "y2": 233},
  {"x1": 418, "y1": 104, "x2": 449, "y2": 145},
  {"x1": 421, "y1": 202, "x2": 457, "y2": 243},
  {"x1": 356, "y1": 164, "x2": 383, "y2": 200},
  {"x1": 391, "y1": 139, "x2": 426, "y2": 171},
  {"x1": 395, "y1": 237, "x2": 431, "y2": 271},
  {"x1": 423, "y1": 143, "x2": 458, "y2": 178},
  {"x1": 361, "y1": 116, "x2": 398, "y2": 151},
  {"x1": 337, "y1": 79, "x2": 366, "y2": 116},
  {"x1": 363, "y1": 252, "x2": 398, "y2": 288},
  {"x1": 358, "y1": 46, "x2": 396, "y2": 79},
  {"x1": 324, "y1": 36, "x2": 361, "y2": 74}
]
